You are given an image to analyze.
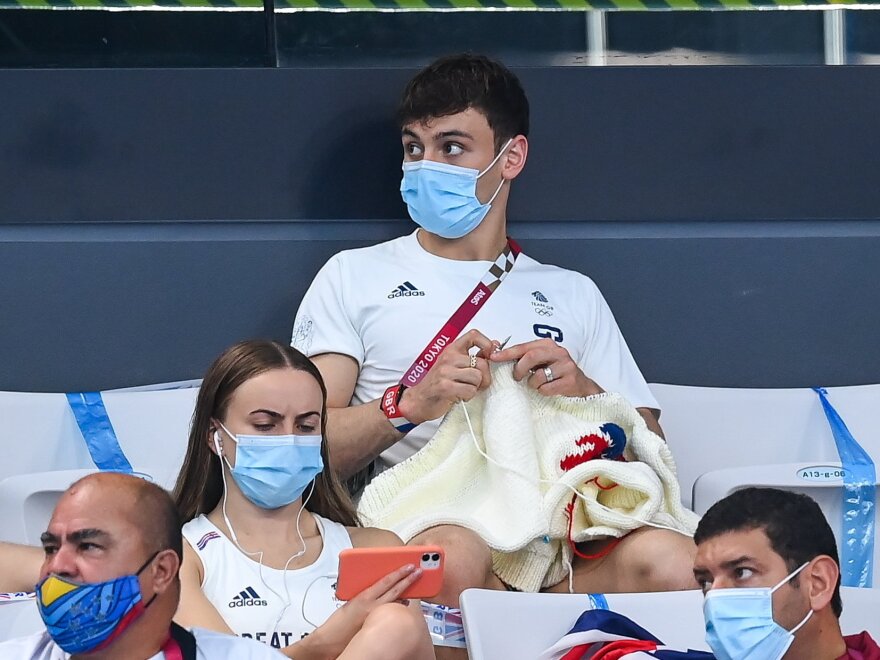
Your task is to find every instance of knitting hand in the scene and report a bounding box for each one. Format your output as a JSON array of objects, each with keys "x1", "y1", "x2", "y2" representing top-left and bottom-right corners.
[
  {"x1": 398, "y1": 329, "x2": 496, "y2": 424},
  {"x1": 490, "y1": 338, "x2": 604, "y2": 397}
]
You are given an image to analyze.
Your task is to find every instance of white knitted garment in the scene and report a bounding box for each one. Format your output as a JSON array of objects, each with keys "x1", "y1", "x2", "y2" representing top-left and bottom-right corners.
[{"x1": 358, "y1": 363, "x2": 698, "y2": 592}]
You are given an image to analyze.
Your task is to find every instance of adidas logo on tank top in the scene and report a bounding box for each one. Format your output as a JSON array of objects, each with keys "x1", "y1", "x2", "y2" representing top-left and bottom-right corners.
[{"x1": 229, "y1": 586, "x2": 268, "y2": 608}]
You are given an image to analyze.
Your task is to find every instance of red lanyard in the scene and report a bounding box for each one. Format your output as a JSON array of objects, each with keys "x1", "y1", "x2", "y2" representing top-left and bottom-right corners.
[
  {"x1": 160, "y1": 635, "x2": 184, "y2": 660},
  {"x1": 401, "y1": 239, "x2": 521, "y2": 387}
]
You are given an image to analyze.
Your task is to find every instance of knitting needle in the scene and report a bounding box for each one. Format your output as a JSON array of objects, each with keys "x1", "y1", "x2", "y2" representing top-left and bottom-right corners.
[
  {"x1": 471, "y1": 336, "x2": 510, "y2": 365},
  {"x1": 495, "y1": 335, "x2": 512, "y2": 352}
]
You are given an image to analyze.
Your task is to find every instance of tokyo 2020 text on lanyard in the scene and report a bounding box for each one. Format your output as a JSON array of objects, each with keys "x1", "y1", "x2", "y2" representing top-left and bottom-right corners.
[{"x1": 400, "y1": 238, "x2": 521, "y2": 387}]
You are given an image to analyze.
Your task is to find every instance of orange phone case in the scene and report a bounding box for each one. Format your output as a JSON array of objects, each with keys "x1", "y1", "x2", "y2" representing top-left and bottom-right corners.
[{"x1": 335, "y1": 545, "x2": 445, "y2": 601}]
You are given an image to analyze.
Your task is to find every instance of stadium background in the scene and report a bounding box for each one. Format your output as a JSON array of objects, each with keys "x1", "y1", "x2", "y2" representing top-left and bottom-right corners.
[{"x1": 0, "y1": 6, "x2": 878, "y2": 392}]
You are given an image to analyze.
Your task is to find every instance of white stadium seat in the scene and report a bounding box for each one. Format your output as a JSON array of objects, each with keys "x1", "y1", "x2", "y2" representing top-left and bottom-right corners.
[
  {"x1": 650, "y1": 383, "x2": 879, "y2": 587},
  {"x1": 649, "y1": 383, "x2": 879, "y2": 510},
  {"x1": 0, "y1": 470, "x2": 98, "y2": 546},
  {"x1": 692, "y1": 461, "x2": 880, "y2": 587},
  {"x1": 461, "y1": 589, "x2": 709, "y2": 658},
  {"x1": 0, "y1": 598, "x2": 43, "y2": 643},
  {"x1": 0, "y1": 386, "x2": 198, "y2": 545},
  {"x1": 0, "y1": 387, "x2": 198, "y2": 490},
  {"x1": 460, "y1": 587, "x2": 880, "y2": 660}
]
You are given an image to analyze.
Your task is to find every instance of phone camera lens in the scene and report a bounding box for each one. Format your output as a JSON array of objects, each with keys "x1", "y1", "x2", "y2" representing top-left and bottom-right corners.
[
  {"x1": 422, "y1": 553, "x2": 430, "y2": 561},
  {"x1": 431, "y1": 553, "x2": 440, "y2": 561}
]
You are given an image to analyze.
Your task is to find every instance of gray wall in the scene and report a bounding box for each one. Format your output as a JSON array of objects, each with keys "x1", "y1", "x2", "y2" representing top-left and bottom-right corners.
[{"x1": 1, "y1": 66, "x2": 878, "y2": 391}]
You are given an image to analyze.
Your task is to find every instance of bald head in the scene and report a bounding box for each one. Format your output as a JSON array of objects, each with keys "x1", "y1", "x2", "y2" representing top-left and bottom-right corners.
[
  {"x1": 64, "y1": 473, "x2": 183, "y2": 563},
  {"x1": 38, "y1": 473, "x2": 186, "y2": 652}
]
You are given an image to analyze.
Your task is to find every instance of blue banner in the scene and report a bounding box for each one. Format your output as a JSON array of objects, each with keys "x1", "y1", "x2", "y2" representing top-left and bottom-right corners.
[
  {"x1": 813, "y1": 387, "x2": 876, "y2": 588},
  {"x1": 66, "y1": 392, "x2": 133, "y2": 473}
]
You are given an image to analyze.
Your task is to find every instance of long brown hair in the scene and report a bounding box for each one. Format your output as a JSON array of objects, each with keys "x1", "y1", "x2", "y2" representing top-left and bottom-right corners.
[{"x1": 172, "y1": 339, "x2": 358, "y2": 527}]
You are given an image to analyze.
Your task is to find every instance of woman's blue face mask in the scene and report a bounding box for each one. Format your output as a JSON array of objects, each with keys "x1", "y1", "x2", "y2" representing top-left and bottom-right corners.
[
  {"x1": 400, "y1": 139, "x2": 513, "y2": 240},
  {"x1": 216, "y1": 421, "x2": 324, "y2": 510}
]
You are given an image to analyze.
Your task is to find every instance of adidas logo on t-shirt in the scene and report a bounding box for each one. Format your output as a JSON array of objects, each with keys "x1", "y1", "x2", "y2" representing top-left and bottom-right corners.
[
  {"x1": 387, "y1": 281, "x2": 425, "y2": 299},
  {"x1": 229, "y1": 586, "x2": 268, "y2": 608}
]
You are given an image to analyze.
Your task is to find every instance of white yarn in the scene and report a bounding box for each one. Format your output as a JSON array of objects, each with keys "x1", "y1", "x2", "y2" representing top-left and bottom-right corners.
[
  {"x1": 358, "y1": 363, "x2": 698, "y2": 592},
  {"x1": 459, "y1": 400, "x2": 691, "y2": 538}
]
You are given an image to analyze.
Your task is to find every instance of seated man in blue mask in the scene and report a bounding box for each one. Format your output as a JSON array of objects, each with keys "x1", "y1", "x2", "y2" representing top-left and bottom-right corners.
[
  {"x1": 0, "y1": 472, "x2": 282, "y2": 659},
  {"x1": 292, "y1": 53, "x2": 697, "y2": 659},
  {"x1": 693, "y1": 487, "x2": 879, "y2": 660}
]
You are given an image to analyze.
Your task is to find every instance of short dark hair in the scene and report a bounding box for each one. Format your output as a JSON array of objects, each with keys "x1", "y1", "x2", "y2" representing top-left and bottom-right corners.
[
  {"x1": 134, "y1": 478, "x2": 184, "y2": 564},
  {"x1": 694, "y1": 487, "x2": 842, "y2": 617},
  {"x1": 398, "y1": 53, "x2": 529, "y2": 152}
]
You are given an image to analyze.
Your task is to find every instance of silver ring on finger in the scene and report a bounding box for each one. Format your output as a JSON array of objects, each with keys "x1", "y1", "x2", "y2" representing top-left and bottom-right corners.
[{"x1": 543, "y1": 365, "x2": 555, "y2": 383}]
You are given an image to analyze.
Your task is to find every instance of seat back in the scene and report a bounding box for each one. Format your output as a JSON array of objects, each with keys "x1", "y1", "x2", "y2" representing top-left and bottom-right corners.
[
  {"x1": 460, "y1": 589, "x2": 709, "y2": 659},
  {"x1": 0, "y1": 387, "x2": 198, "y2": 490},
  {"x1": 460, "y1": 587, "x2": 880, "y2": 659},
  {"x1": 692, "y1": 461, "x2": 880, "y2": 587},
  {"x1": 0, "y1": 470, "x2": 99, "y2": 545},
  {"x1": 649, "y1": 383, "x2": 879, "y2": 509},
  {"x1": 0, "y1": 598, "x2": 43, "y2": 643},
  {"x1": 840, "y1": 586, "x2": 880, "y2": 636}
]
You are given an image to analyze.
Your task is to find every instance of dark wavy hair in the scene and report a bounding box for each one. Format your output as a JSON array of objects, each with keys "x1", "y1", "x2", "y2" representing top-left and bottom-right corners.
[
  {"x1": 398, "y1": 53, "x2": 529, "y2": 152},
  {"x1": 172, "y1": 340, "x2": 357, "y2": 528}
]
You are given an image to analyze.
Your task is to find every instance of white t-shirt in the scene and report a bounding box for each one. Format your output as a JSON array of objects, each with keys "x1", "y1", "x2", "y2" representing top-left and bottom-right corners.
[
  {"x1": 181, "y1": 514, "x2": 351, "y2": 650},
  {"x1": 292, "y1": 230, "x2": 659, "y2": 466},
  {"x1": 0, "y1": 627, "x2": 283, "y2": 659}
]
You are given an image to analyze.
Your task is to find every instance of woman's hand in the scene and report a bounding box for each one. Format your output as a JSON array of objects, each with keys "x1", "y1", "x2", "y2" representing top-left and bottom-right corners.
[{"x1": 301, "y1": 563, "x2": 423, "y2": 659}]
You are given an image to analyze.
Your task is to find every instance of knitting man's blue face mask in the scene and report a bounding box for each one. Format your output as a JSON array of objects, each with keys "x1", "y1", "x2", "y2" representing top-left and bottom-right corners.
[
  {"x1": 400, "y1": 139, "x2": 513, "y2": 239},
  {"x1": 36, "y1": 551, "x2": 159, "y2": 654},
  {"x1": 703, "y1": 561, "x2": 813, "y2": 660}
]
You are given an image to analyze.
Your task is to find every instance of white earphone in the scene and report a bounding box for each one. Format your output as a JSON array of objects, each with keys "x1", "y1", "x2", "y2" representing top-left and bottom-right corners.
[{"x1": 210, "y1": 421, "x2": 313, "y2": 637}]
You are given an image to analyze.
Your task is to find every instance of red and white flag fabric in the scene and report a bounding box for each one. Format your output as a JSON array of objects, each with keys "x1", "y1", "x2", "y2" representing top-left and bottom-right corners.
[{"x1": 539, "y1": 609, "x2": 715, "y2": 660}]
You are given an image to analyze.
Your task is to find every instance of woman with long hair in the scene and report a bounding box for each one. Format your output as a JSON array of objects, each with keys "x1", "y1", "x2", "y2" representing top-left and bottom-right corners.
[{"x1": 172, "y1": 340, "x2": 433, "y2": 659}]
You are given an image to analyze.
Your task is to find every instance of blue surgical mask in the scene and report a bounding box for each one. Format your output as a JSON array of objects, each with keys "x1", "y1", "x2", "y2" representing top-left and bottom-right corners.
[
  {"x1": 36, "y1": 552, "x2": 158, "y2": 654},
  {"x1": 704, "y1": 562, "x2": 813, "y2": 660},
  {"x1": 400, "y1": 139, "x2": 513, "y2": 239},
  {"x1": 217, "y1": 422, "x2": 324, "y2": 510}
]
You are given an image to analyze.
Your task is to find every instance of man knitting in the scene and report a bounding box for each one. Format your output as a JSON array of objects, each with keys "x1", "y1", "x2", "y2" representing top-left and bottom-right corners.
[{"x1": 292, "y1": 53, "x2": 697, "y2": 658}]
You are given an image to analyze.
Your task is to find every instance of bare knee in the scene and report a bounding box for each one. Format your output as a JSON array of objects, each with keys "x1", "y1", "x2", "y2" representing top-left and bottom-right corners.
[
  {"x1": 410, "y1": 525, "x2": 493, "y2": 605},
  {"x1": 627, "y1": 529, "x2": 698, "y2": 591},
  {"x1": 361, "y1": 603, "x2": 433, "y2": 659}
]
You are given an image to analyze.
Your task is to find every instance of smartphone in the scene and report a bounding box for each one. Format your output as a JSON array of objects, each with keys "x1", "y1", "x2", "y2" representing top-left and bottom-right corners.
[{"x1": 335, "y1": 545, "x2": 445, "y2": 601}]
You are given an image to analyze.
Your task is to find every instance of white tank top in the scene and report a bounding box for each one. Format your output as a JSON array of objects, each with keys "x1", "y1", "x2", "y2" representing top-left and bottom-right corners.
[{"x1": 181, "y1": 513, "x2": 352, "y2": 651}]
